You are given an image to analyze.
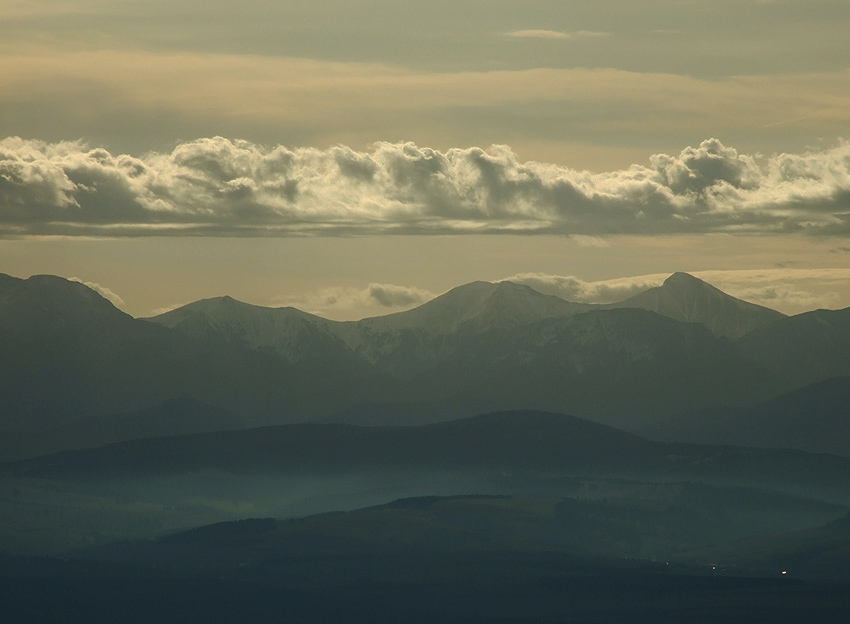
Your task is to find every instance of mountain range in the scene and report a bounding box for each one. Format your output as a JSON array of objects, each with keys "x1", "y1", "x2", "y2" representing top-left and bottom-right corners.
[{"x1": 2, "y1": 270, "x2": 849, "y2": 460}]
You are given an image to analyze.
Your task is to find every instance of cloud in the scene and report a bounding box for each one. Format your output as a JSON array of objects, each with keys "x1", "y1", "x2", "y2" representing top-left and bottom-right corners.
[
  {"x1": 2, "y1": 49, "x2": 849, "y2": 164},
  {"x1": 569, "y1": 235, "x2": 610, "y2": 248},
  {"x1": 506, "y1": 30, "x2": 609, "y2": 40},
  {"x1": 274, "y1": 283, "x2": 435, "y2": 317},
  {"x1": 2, "y1": 136, "x2": 850, "y2": 237},
  {"x1": 502, "y1": 273, "x2": 668, "y2": 304},
  {"x1": 148, "y1": 302, "x2": 187, "y2": 316},
  {"x1": 366, "y1": 283, "x2": 433, "y2": 308},
  {"x1": 68, "y1": 277, "x2": 125, "y2": 307}
]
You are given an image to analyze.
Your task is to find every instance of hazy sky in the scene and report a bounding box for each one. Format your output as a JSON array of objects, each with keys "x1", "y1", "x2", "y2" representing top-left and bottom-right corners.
[{"x1": 2, "y1": 0, "x2": 849, "y2": 319}]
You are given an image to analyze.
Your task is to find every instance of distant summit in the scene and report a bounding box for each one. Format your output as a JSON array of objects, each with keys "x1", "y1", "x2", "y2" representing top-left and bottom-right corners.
[
  {"x1": 0, "y1": 273, "x2": 132, "y2": 335},
  {"x1": 609, "y1": 272, "x2": 785, "y2": 339},
  {"x1": 148, "y1": 296, "x2": 349, "y2": 363},
  {"x1": 354, "y1": 280, "x2": 592, "y2": 338}
]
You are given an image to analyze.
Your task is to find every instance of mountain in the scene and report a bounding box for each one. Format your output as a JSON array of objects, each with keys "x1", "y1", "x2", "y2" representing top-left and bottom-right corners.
[
  {"x1": 736, "y1": 307, "x2": 850, "y2": 387},
  {"x1": 351, "y1": 280, "x2": 592, "y2": 337},
  {"x1": 0, "y1": 273, "x2": 134, "y2": 335},
  {"x1": 5, "y1": 410, "x2": 850, "y2": 559},
  {"x1": 9, "y1": 411, "x2": 850, "y2": 502},
  {"x1": 608, "y1": 272, "x2": 785, "y2": 339},
  {"x1": 148, "y1": 296, "x2": 353, "y2": 363},
  {"x1": 0, "y1": 273, "x2": 169, "y2": 430},
  {"x1": 148, "y1": 280, "x2": 593, "y2": 364},
  {"x1": 1, "y1": 272, "x2": 794, "y2": 433},
  {"x1": 88, "y1": 492, "x2": 844, "y2": 579},
  {"x1": 0, "y1": 273, "x2": 376, "y2": 432},
  {"x1": 420, "y1": 305, "x2": 780, "y2": 427},
  {"x1": 648, "y1": 377, "x2": 850, "y2": 457},
  {"x1": 0, "y1": 397, "x2": 243, "y2": 462}
]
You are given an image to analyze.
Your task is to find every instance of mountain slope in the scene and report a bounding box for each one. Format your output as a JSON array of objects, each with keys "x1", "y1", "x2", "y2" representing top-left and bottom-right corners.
[
  {"x1": 149, "y1": 280, "x2": 593, "y2": 364},
  {"x1": 352, "y1": 280, "x2": 591, "y2": 336},
  {"x1": 0, "y1": 274, "x2": 379, "y2": 432},
  {"x1": 0, "y1": 397, "x2": 243, "y2": 462},
  {"x1": 648, "y1": 377, "x2": 850, "y2": 457},
  {"x1": 736, "y1": 307, "x2": 850, "y2": 387},
  {"x1": 90, "y1": 492, "x2": 844, "y2": 575},
  {"x1": 0, "y1": 273, "x2": 134, "y2": 335},
  {"x1": 148, "y1": 296, "x2": 353, "y2": 363},
  {"x1": 4, "y1": 410, "x2": 850, "y2": 560},
  {"x1": 8, "y1": 410, "x2": 850, "y2": 502},
  {"x1": 411, "y1": 307, "x2": 782, "y2": 427},
  {"x1": 608, "y1": 272, "x2": 785, "y2": 339}
]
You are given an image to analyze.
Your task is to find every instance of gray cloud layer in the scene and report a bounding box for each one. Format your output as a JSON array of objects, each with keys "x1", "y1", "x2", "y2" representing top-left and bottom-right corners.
[{"x1": 2, "y1": 137, "x2": 849, "y2": 237}]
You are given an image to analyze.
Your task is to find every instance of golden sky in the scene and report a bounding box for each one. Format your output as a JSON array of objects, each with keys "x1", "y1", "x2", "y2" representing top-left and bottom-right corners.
[{"x1": 2, "y1": 0, "x2": 849, "y2": 318}]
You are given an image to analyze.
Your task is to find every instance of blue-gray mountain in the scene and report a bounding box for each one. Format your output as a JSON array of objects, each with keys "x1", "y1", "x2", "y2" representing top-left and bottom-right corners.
[{"x1": 650, "y1": 376, "x2": 850, "y2": 457}]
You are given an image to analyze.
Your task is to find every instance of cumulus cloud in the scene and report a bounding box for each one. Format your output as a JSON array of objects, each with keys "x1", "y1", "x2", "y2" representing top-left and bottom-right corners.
[
  {"x1": 2, "y1": 136, "x2": 850, "y2": 237},
  {"x1": 274, "y1": 283, "x2": 435, "y2": 317},
  {"x1": 68, "y1": 277, "x2": 125, "y2": 307}
]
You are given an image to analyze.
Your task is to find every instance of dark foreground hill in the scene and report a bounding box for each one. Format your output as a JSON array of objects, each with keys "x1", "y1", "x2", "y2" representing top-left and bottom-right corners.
[
  {"x1": 5, "y1": 495, "x2": 850, "y2": 623},
  {"x1": 678, "y1": 512, "x2": 850, "y2": 581},
  {"x1": 4, "y1": 547, "x2": 849, "y2": 624}
]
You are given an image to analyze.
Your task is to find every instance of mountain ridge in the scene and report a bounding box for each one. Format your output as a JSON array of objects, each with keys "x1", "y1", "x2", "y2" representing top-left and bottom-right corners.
[
  {"x1": 3, "y1": 270, "x2": 848, "y2": 448},
  {"x1": 606, "y1": 272, "x2": 786, "y2": 339}
]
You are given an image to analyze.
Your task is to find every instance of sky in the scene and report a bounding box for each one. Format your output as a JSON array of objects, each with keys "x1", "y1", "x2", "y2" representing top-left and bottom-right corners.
[{"x1": 1, "y1": 0, "x2": 850, "y2": 319}]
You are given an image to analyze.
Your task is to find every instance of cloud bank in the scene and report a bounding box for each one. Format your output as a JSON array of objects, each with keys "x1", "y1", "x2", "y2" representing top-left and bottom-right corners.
[
  {"x1": 503, "y1": 273, "x2": 668, "y2": 304},
  {"x1": 2, "y1": 136, "x2": 849, "y2": 237},
  {"x1": 274, "y1": 283, "x2": 435, "y2": 317}
]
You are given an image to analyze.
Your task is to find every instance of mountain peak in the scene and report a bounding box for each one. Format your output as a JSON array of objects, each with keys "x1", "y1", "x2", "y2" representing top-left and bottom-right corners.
[
  {"x1": 147, "y1": 294, "x2": 348, "y2": 363},
  {"x1": 356, "y1": 280, "x2": 591, "y2": 337},
  {"x1": 663, "y1": 272, "x2": 706, "y2": 288},
  {"x1": 612, "y1": 272, "x2": 784, "y2": 339},
  {"x1": 0, "y1": 273, "x2": 131, "y2": 334}
]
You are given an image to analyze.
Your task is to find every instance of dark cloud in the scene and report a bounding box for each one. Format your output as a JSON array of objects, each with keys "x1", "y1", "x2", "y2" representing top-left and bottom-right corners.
[{"x1": 1, "y1": 136, "x2": 849, "y2": 237}]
